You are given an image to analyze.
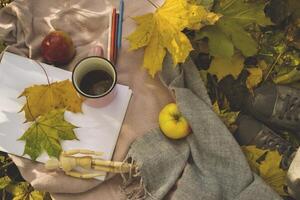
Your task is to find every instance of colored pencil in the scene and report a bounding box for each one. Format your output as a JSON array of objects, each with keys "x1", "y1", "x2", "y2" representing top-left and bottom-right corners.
[
  {"x1": 117, "y1": 0, "x2": 124, "y2": 49},
  {"x1": 110, "y1": 8, "x2": 117, "y2": 63},
  {"x1": 114, "y1": 13, "x2": 120, "y2": 63},
  {"x1": 107, "y1": 9, "x2": 113, "y2": 60}
]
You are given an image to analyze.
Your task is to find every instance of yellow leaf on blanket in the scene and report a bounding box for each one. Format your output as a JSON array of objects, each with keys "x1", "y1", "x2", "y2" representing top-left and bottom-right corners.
[
  {"x1": 242, "y1": 145, "x2": 288, "y2": 196},
  {"x1": 19, "y1": 80, "x2": 83, "y2": 122},
  {"x1": 208, "y1": 54, "x2": 244, "y2": 81},
  {"x1": 246, "y1": 68, "x2": 263, "y2": 91},
  {"x1": 127, "y1": 0, "x2": 220, "y2": 77}
]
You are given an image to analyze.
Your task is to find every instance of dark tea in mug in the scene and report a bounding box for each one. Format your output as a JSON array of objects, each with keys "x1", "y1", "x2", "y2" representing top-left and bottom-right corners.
[{"x1": 79, "y1": 70, "x2": 113, "y2": 96}]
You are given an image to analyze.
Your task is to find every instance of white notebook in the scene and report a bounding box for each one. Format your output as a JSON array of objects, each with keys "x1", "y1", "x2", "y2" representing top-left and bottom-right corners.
[{"x1": 0, "y1": 52, "x2": 132, "y2": 180}]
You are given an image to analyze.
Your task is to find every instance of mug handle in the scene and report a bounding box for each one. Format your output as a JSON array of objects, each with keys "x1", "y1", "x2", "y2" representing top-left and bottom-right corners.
[{"x1": 88, "y1": 45, "x2": 104, "y2": 57}]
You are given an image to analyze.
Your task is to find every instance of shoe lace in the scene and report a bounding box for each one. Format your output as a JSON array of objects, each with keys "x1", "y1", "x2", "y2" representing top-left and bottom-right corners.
[{"x1": 279, "y1": 95, "x2": 300, "y2": 121}]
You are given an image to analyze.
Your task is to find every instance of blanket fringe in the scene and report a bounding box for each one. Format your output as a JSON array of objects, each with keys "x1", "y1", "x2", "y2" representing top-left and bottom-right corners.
[{"x1": 120, "y1": 156, "x2": 157, "y2": 200}]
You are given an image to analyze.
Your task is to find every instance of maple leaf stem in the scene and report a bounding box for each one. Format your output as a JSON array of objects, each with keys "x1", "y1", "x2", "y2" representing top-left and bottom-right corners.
[
  {"x1": 34, "y1": 60, "x2": 51, "y2": 85},
  {"x1": 25, "y1": 98, "x2": 37, "y2": 122},
  {"x1": 146, "y1": 0, "x2": 159, "y2": 8}
]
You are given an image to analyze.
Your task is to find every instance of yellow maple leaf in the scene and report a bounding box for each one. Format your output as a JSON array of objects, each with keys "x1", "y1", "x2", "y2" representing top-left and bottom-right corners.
[
  {"x1": 208, "y1": 54, "x2": 245, "y2": 81},
  {"x1": 246, "y1": 68, "x2": 263, "y2": 91},
  {"x1": 127, "y1": 0, "x2": 220, "y2": 77},
  {"x1": 242, "y1": 146, "x2": 288, "y2": 196},
  {"x1": 7, "y1": 182, "x2": 45, "y2": 200},
  {"x1": 212, "y1": 102, "x2": 239, "y2": 132},
  {"x1": 19, "y1": 80, "x2": 83, "y2": 122}
]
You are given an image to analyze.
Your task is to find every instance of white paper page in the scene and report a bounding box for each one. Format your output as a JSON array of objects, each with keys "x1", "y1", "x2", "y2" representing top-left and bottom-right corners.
[{"x1": 0, "y1": 52, "x2": 132, "y2": 180}]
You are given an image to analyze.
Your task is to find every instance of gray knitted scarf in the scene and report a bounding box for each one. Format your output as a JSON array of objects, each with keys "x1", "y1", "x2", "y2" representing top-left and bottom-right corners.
[{"x1": 122, "y1": 55, "x2": 282, "y2": 200}]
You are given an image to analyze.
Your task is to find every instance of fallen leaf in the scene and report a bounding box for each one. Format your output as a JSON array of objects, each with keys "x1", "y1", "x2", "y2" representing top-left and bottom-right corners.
[
  {"x1": 196, "y1": 0, "x2": 272, "y2": 58},
  {"x1": 0, "y1": 176, "x2": 11, "y2": 189},
  {"x1": 0, "y1": 155, "x2": 5, "y2": 163},
  {"x1": 212, "y1": 102, "x2": 239, "y2": 132},
  {"x1": 246, "y1": 68, "x2": 263, "y2": 91},
  {"x1": 216, "y1": 0, "x2": 272, "y2": 26},
  {"x1": 19, "y1": 80, "x2": 83, "y2": 122},
  {"x1": 208, "y1": 54, "x2": 244, "y2": 81},
  {"x1": 127, "y1": 0, "x2": 220, "y2": 77},
  {"x1": 242, "y1": 146, "x2": 288, "y2": 196},
  {"x1": 259, "y1": 151, "x2": 287, "y2": 196},
  {"x1": 7, "y1": 182, "x2": 44, "y2": 200},
  {"x1": 212, "y1": 101, "x2": 220, "y2": 113},
  {"x1": 188, "y1": 0, "x2": 214, "y2": 10},
  {"x1": 258, "y1": 60, "x2": 269, "y2": 75},
  {"x1": 274, "y1": 67, "x2": 300, "y2": 84},
  {"x1": 19, "y1": 109, "x2": 78, "y2": 160},
  {"x1": 218, "y1": 20, "x2": 258, "y2": 57},
  {"x1": 197, "y1": 26, "x2": 234, "y2": 58}
]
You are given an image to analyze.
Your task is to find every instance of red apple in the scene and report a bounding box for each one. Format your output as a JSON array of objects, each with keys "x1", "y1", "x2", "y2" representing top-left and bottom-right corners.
[{"x1": 41, "y1": 31, "x2": 76, "y2": 66}]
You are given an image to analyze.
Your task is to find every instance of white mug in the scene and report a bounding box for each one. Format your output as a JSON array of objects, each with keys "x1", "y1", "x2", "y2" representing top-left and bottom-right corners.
[{"x1": 72, "y1": 56, "x2": 117, "y2": 108}]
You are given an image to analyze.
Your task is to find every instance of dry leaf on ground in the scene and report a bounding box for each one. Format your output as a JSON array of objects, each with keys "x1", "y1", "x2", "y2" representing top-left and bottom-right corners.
[
  {"x1": 6, "y1": 182, "x2": 44, "y2": 200},
  {"x1": 246, "y1": 68, "x2": 263, "y2": 91},
  {"x1": 0, "y1": 176, "x2": 11, "y2": 190},
  {"x1": 196, "y1": 0, "x2": 272, "y2": 58},
  {"x1": 208, "y1": 54, "x2": 244, "y2": 81},
  {"x1": 242, "y1": 145, "x2": 288, "y2": 196},
  {"x1": 212, "y1": 102, "x2": 239, "y2": 132}
]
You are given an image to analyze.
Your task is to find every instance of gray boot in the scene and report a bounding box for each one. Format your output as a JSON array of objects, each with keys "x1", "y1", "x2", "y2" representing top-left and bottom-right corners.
[
  {"x1": 244, "y1": 83, "x2": 300, "y2": 137},
  {"x1": 235, "y1": 114, "x2": 296, "y2": 170}
]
